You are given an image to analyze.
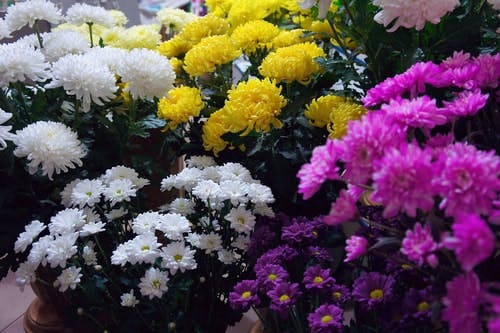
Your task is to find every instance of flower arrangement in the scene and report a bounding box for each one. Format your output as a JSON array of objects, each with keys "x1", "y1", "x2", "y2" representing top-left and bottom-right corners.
[{"x1": 14, "y1": 158, "x2": 275, "y2": 332}]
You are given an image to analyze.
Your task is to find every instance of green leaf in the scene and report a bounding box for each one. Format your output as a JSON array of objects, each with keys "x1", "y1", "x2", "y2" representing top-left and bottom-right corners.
[{"x1": 137, "y1": 114, "x2": 166, "y2": 130}]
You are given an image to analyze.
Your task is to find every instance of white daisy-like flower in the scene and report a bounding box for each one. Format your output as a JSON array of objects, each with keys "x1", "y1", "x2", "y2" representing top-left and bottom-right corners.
[
  {"x1": 27, "y1": 235, "x2": 53, "y2": 268},
  {"x1": 120, "y1": 289, "x2": 139, "y2": 307},
  {"x1": 253, "y1": 203, "x2": 275, "y2": 217},
  {"x1": 201, "y1": 166, "x2": 222, "y2": 182},
  {"x1": 116, "y1": 48, "x2": 176, "y2": 100},
  {"x1": 185, "y1": 232, "x2": 201, "y2": 247},
  {"x1": 4, "y1": 0, "x2": 63, "y2": 32},
  {"x1": 106, "y1": 207, "x2": 128, "y2": 221},
  {"x1": 70, "y1": 179, "x2": 104, "y2": 208},
  {"x1": 46, "y1": 54, "x2": 117, "y2": 112},
  {"x1": 217, "y1": 163, "x2": 253, "y2": 182},
  {"x1": 161, "y1": 167, "x2": 204, "y2": 192},
  {"x1": 246, "y1": 183, "x2": 275, "y2": 204},
  {"x1": 192, "y1": 179, "x2": 221, "y2": 203},
  {"x1": 168, "y1": 198, "x2": 195, "y2": 216},
  {"x1": 41, "y1": 30, "x2": 90, "y2": 63},
  {"x1": 82, "y1": 207, "x2": 100, "y2": 224},
  {"x1": 79, "y1": 221, "x2": 106, "y2": 237},
  {"x1": 60, "y1": 178, "x2": 82, "y2": 207},
  {"x1": 14, "y1": 262, "x2": 37, "y2": 291},
  {"x1": 156, "y1": 213, "x2": 191, "y2": 241},
  {"x1": 103, "y1": 178, "x2": 137, "y2": 206},
  {"x1": 156, "y1": 7, "x2": 197, "y2": 32},
  {"x1": 185, "y1": 155, "x2": 217, "y2": 169},
  {"x1": 65, "y1": 3, "x2": 114, "y2": 28},
  {"x1": 373, "y1": 0, "x2": 460, "y2": 32},
  {"x1": 0, "y1": 19, "x2": 11, "y2": 40},
  {"x1": 14, "y1": 220, "x2": 46, "y2": 253},
  {"x1": 127, "y1": 233, "x2": 161, "y2": 265},
  {"x1": 231, "y1": 234, "x2": 250, "y2": 251},
  {"x1": 53, "y1": 266, "x2": 82, "y2": 292},
  {"x1": 0, "y1": 42, "x2": 48, "y2": 87},
  {"x1": 138, "y1": 267, "x2": 169, "y2": 299},
  {"x1": 101, "y1": 166, "x2": 149, "y2": 189},
  {"x1": 225, "y1": 206, "x2": 256, "y2": 234},
  {"x1": 160, "y1": 242, "x2": 197, "y2": 275},
  {"x1": 217, "y1": 249, "x2": 236, "y2": 265},
  {"x1": 13, "y1": 121, "x2": 86, "y2": 180},
  {"x1": 197, "y1": 232, "x2": 223, "y2": 254},
  {"x1": 111, "y1": 242, "x2": 130, "y2": 266},
  {"x1": 82, "y1": 242, "x2": 97, "y2": 265},
  {"x1": 108, "y1": 9, "x2": 128, "y2": 27},
  {"x1": 48, "y1": 208, "x2": 86, "y2": 235},
  {"x1": 132, "y1": 212, "x2": 164, "y2": 235},
  {"x1": 46, "y1": 233, "x2": 78, "y2": 268},
  {"x1": 218, "y1": 180, "x2": 250, "y2": 206}
]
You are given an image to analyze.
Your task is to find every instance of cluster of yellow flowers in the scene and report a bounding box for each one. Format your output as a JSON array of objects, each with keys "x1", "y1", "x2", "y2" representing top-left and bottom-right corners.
[{"x1": 157, "y1": 86, "x2": 205, "y2": 131}]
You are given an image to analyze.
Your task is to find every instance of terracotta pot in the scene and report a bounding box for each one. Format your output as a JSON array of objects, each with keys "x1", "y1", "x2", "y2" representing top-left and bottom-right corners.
[
  {"x1": 249, "y1": 320, "x2": 264, "y2": 333},
  {"x1": 24, "y1": 279, "x2": 66, "y2": 333}
]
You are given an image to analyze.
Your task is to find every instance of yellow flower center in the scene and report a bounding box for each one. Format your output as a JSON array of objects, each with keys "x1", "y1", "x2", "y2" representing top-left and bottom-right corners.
[
  {"x1": 141, "y1": 245, "x2": 150, "y2": 251},
  {"x1": 312, "y1": 230, "x2": 318, "y2": 237},
  {"x1": 401, "y1": 264, "x2": 412, "y2": 270},
  {"x1": 369, "y1": 289, "x2": 384, "y2": 300},
  {"x1": 279, "y1": 294, "x2": 290, "y2": 302},
  {"x1": 85, "y1": 191, "x2": 92, "y2": 197},
  {"x1": 152, "y1": 279, "x2": 161, "y2": 289},
  {"x1": 417, "y1": 301, "x2": 430, "y2": 312},
  {"x1": 268, "y1": 273, "x2": 277, "y2": 281},
  {"x1": 116, "y1": 189, "x2": 123, "y2": 195},
  {"x1": 321, "y1": 315, "x2": 333, "y2": 323},
  {"x1": 333, "y1": 292, "x2": 342, "y2": 299},
  {"x1": 313, "y1": 276, "x2": 323, "y2": 284},
  {"x1": 241, "y1": 291, "x2": 251, "y2": 299},
  {"x1": 237, "y1": 217, "x2": 245, "y2": 225},
  {"x1": 174, "y1": 254, "x2": 183, "y2": 262}
]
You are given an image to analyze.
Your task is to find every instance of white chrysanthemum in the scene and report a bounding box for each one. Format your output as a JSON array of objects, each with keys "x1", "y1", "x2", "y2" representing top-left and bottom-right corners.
[
  {"x1": 65, "y1": 3, "x2": 114, "y2": 27},
  {"x1": 101, "y1": 165, "x2": 149, "y2": 189},
  {"x1": 70, "y1": 179, "x2": 104, "y2": 208},
  {"x1": 217, "y1": 163, "x2": 253, "y2": 182},
  {"x1": 27, "y1": 235, "x2": 52, "y2": 268},
  {"x1": 201, "y1": 166, "x2": 222, "y2": 182},
  {"x1": 108, "y1": 9, "x2": 128, "y2": 26},
  {"x1": 82, "y1": 242, "x2": 97, "y2": 265},
  {"x1": 225, "y1": 206, "x2": 256, "y2": 234},
  {"x1": 4, "y1": 0, "x2": 62, "y2": 32},
  {"x1": 156, "y1": 7, "x2": 197, "y2": 32},
  {"x1": 0, "y1": 19, "x2": 11, "y2": 40},
  {"x1": 246, "y1": 183, "x2": 275, "y2": 204},
  {"x1": 120, "y1": 289, "x2": 139, "y2": 307},
  {"x1": 60, "y1": 178, "x2": 82, "y2": 207},
  {"x1": 46, "y1": 233, "x2": 78, "y2": 268},
  {"x1": 231, "y1": 234, "x2": 250, "y2": 250},
  {"x1": 185, "y1": 155, "x2": 217, "y2": 169},
  {"x1": 0, "y1": 42, "x2": 48, "y2": 87},
  {"x1": 103, "y1": 178, "x2": 137, "y2": 206},
  {"x1": 132, "y1": 212, "x2": 164, "y2": 235},
  {"x1": 373, "y1": 0, "x2": 460, "y2": 32},
  {"x1": 0, "y1": 109, "x2": 15, "y2": 150},
  {"x1": 14, "y1": 220, "x2": 46, "y2": 253},
  {"x1": 156, "y1": 213, "x2": 191, "y2": 241},
  {"x1": 106, "y1": 207, "x2": 128, "y2": 220},
  {"x1": 41, "y1": 30, "x2": 90, "y2": 63},
  {"x1": 111, "y1": 242, "x2": 129, "y2": 266},
  {"x1": 185, "y1": 233, "x2": 201, "y2": 247},
  {"x1": 138, "y1": 267, "x2": 169, "y2": 300},
  {"x1": 116, "y1": 48, "x2": 175, "y2": 100},
  {"x1": 197, "y1": 232, "x2": 223, "y2": 254},
  {"x1": 127, "y1": 233, "x2": 161, "y2": 265},
  {"x1": 53, "y1": 266, "x2": 82, "y2": 292},
  {"x1": 217, "y1": 249, "x2": 236, "y2": 265},
  {"x1": 218, "y1": 180, "x2": 250, "y2": 206},
  {"x1": 168, "y1": 198, "x2": 195, "y2": 216},
  {"x1": 192, "y1": 179, "x2": 221, "y2": 203},
  {"x1": 15, "y1": 262, "x2": 37, "y2": 291},
  {"x1": 253, "y1": 203, "x2": 275, "y2": 217},
  {"x1": 46, "y1": 54, "x2": 117, "y2": 112},
  {"x1": 48, "y1": 208, "x2": 86, "y2": 235},
  {"x1": 83, "y1": 46, "x2": 127, "y2": 74},
  {"x1": 13, "y1": 121, "x2": 86, "y2": 180},
  {"x1": 160, "y1": 242, "x2": 197, "y2": 275},
  {"x1": 160, "y1": 167, "x2": 204, "y2": 192},
  {"x1": 79, "y1": 221, "x2": 106, "y2": 237},
  {"x1": 82, "y1": 207, "x2": 100, "y2": 224}
]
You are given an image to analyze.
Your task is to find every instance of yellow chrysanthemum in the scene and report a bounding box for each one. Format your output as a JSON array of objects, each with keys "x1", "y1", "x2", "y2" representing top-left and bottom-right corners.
[
  {"x1": 156, "y1": 7, "x2": 197, "y2": 33},
  {"x1": 202, "y1": 109, "x2": 230, "y2": 156},
  {"x1": 157, "y1": 86, "x2": 205, "y2": 131},
  {"x1": 183, "y1": 35, "x2": 241, "y2": 77},
  {"x1": 280, "y1": 0, "x2": 302, "y2": 13},
  {"x1": 328, "y1": 101, "x2": 366, "y2": 139},
  {"x1": 169, "y1": 57, "x2": 184, "y2": 75},
  {"x1": 309, "y1": 20, "x2": 334, "y2": 36},
  {"x1": 222, "y1": 78, "x2": 286, "y2": 135},
  {"x1": 112, "y1": 24, "x2": 161, "y2": 50},
  {"x1": 101, "y1": 27, "x2": 125, "y2": 46},
  {"x1": 157, "y1": 36, "x2": 192, "y2": 58},
  {"x1": 272, "y1": 29, "x2": 308, "y2": 49},
  {"x1": 231, "y1": 20, "x2": 280, "y2": 54},
  {"x1": 258, "y1": 42, "x2": 326, "y2": 85},
  {"x1": 108, "y1": 10, "x2": 128, "y2": 26},
  {"x1": 227, "y1": 0, "x2": 282, "y2": 28},
  {"x1": 180, "y1": 14, "x2": 230, "y2": 45},
  {"x1": 305, "y1": 95, "x2": 342, "y2": 128},
  {"x1": 205, "y1": 0, "x2": 234, "y2": 17}
]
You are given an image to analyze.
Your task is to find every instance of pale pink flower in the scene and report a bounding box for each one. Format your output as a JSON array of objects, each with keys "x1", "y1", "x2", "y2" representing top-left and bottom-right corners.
[{"x1": 344, "y1": 236, "x2": 368, "y2": 262}]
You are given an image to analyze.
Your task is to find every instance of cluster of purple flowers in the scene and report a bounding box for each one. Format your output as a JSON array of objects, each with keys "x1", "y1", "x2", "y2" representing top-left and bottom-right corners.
[{"x1": 297, "y1": 52, "x2": 500, "y2": 332}]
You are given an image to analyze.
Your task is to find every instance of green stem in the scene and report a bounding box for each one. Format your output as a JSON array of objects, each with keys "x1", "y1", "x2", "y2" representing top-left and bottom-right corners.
[
  {"x1": 33, "y1": 19, "x2": 44, "y2": 49},
  {"x1": 87, "y1": 22, "x2": 94, "y2": 47}
]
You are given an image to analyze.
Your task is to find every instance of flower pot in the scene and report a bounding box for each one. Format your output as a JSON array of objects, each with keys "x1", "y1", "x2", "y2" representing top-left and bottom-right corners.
[
  {"x1": 249, "y1": 320, "x2": 263, "y2": 333},
  {"x1": 23, "y1": 280, "x2": 66, "y2": 333}
]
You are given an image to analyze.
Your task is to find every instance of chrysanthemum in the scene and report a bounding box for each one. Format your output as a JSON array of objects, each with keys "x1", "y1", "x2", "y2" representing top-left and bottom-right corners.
[
  {"x1": 180, "y1": 14, "x2": 229, "y2": 45},
  {"x1": 14, "y1": 262, "x2": 37, "y2": 291},
  {"x1": 227, "y1": 0, "x2": 282, "y2": 28},
  {"x1": 218, "y1": 180, "x2": 250, "y2": 206},
  {"x1": 108, "y1": 9, "x2": 128, "y2": 27},
  {"x1": 255, "y1": 264, "x2": 289, "y2": 291},
  {"x1": 127, "y1": 233, "x2": 162, "y2": 265},
  {"x1": 53, "y1": 266, "x2": 82, "y2": 292},
  {"x1": 185, "y1": 155, "x2": 217, "y2": 168},
  {"x1": 259, "y1": 42, "x2": 326, "y2": 85},
  {"x1": 167, "y1": 198, "x2": 196, "y2": 216},
  {"x1": 197, "y1": 232, "x2": 223, "y2": 254},
  {"x1": 303, "y1": 265, "x2": 335, "y2": 290},
  {"x1": 14, "y1": 220, "x2": 46, "y2": 253},
  {"x1": 4, "y1": 0, "x2": 62, "y2": 32},
  {"x1": 268, "y1": 281, "x2": 302, "y2": 315},
  {"x1": 13, "y1": 121, "x2": 86, "y2": 180},
  {"x1": 132, "y1": 212, "x2": 163, "y2": 235},
  {"x1": 218, "y1": 162, "x2": 253, "y2": 182},
  {"x1": 101, "y1": 165, "x2": 149, "y2": 189},
  {"x1": 442, "y1": 272, "x2": 481, "y2": 333},
  {"x1": 441, "y1": 89, "x2": 489, "y2": 119},
  {"x1": 116, "y1": 48, "x2": 175, "y2": 100},
  {"x1": 231, "y1": 20, "x2": 280, "y2": 54},
  {"x1": 0, "y1": 109, "x2": 15, "y2": 150},
  {"x1": 120, "y1": 290, "x2": 139, "y2": 307},
  {"x1": 401, "y1": 223, "x2": 439, "y2": 267},
  {"x1": 352, "y1": 272, "x2": 395, "y2": 309},
  {"x1": 433, "y1": 143, "x2": 500, "y2": 217},
  {"x1": 156, "y1": 7, "x2": 197, "y2": 33},
  {"x1": 138, "y1": 267, "x2": 169, "y2": 300},
  {"x1": 114, "y1": 25, "x2": 162, "y2": 50},
  {"x1": 156, "y1": 213, "x2": 191, "y2": 241},
  {"x1": 79, "y1": 221, "x2": 105, "y2": 237},
  {"x1": 46, "y1": 233, "x2": 79, "y2": 268},
  {"x1": 46, "y1": 54, "x2": 117, "y2": 112},
  {"x1": 324, "y1": 188, "x2": 359, "y2": 225},
  {"x1": 157, "y1": 86, "x2": 205, "y2": 131},
  {"x1": 202, "y1": 110, "x2": 231, "y2": 155},
  {"x1": 373, "y1": 0, "x2": 459, "y2": 31},
  {"x1": 82, "y1": 242, "x2": 97, "y2": 265},
  {"x1": 229, "y1": 280, "x2": 260, "y2": 311},
  {"x1": 48, "y1": 208, "x2": 86, "y2": 236},
  {"x1": 103, "y1": 178, "x2": 137, "y2": 206},
  {"x1": 272, "y1": 29, "x2": 307, "y2": 49},
  {"x1": 65, "y1": 3, "x2": 114, "y2": 28},
  {"x1": 0, "y1": 19, "x2": 11, "y2": 40},
  {"x1": 70, "y1": 179, "x2": 104, "y2": 208},
  {"x1": 160, "y1": 242, "x2": 197, "y2": 275},
  {"x1": 307, "y1": 303, "x2": 343, "y2": 333},
  {"x1": 225, "y1": 206, "x2": 256, "y2": 234},
  {"x1": 41, "y1": 30, "x2": 90, "y2": 63},
  {"x1": 246, "y1": 183, "x2": 275, "y2": 205},
  {"x1": 344, "y1": 235, "x2": 368, "y2": 262},
  {"x1": 0, "y1": 42, "x2": 48, "y2": 87},
  {"x1": 156, "y1": 35, "x2": 193, "y2": 58},
  {"x1": 443, "y1": 213, "x2": 495, "y2": 271}
]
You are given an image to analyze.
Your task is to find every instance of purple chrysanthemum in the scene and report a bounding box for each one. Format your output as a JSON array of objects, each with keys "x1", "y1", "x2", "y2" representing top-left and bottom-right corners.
[
  {"x1": 441, "y1": 89, "x2": 489, "y2": 119},
  {"x1": 306, "y1": 246, "x2": 332, "y2": 262},
  {"x1": 330, "y1": 284, "x2": 351, "y2": 304},
  {"x1": 324, "y1": 188, "x2": 359, "y2": 225},
  {"x1": 229, "y1": 279, "x2": 260, "y2": 311},
  {"x1": 352, "y1": 272, "x2": 395, "y2": 309},
  {"x1": 473, "y1": 53, "x2": 500, "y2": 89},
  {"x1": 307, "y1": 304, "x2": 343, "y2": 333},
  {"x1": 440, "y1": 51, "x2": 471, "y2": 69},
  {"x1": 282, "y1": 221, "x2": 317, "y2": 244},
  {"x1": 403, "y1": 287, "x2": 434, "y2": 320},
  {"x1": 380, "y1": 96, "x2": 447, "y2": 130},
  {"x1": 344, "y1": 235, "x2": 369, "y2": 262},
  {"x1": 255, "y1": 264, "x2": 289, "y2": 291},
  {"x1": 443, "y1": 213, "x2": 495, "y2": 271},
  {"x1": 254, "y1": 245, "x2": 298, "y2": 272},
  {"x1": 401, "y1": 223, "x2": 439, "y2": 267},
  {"x1": 371, "y1": 142, "x2": 436, "y2": 218},
  {"x1": 434, "y1": 142, "x2": 500, "y2": 217},
  {"x1": 442, "y1": 272, "x2": 481, "y2": 333},
  {"x1": 303, "y1": 265, "x2": 335, "y2": 290},
  {"x1": 268, "y1": 281, "x2": 302, "y2": 315}
]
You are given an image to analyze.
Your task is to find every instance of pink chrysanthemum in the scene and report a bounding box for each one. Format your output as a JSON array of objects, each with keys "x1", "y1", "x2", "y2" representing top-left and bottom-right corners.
[
  {"x1": 473, "y1": 53, "x2": 500, "y2": 89},
  {"x1": 297, "y1": 139, "x2": 341, "y2": 200},
  {"x1": 362, "y1": 62, "x2": 442, "y2": 107},
  {"x1": 434, "y1": 143, "x2": 500, "y2": 217},
  {"x1": 371, "y1": 143, "x2": 436, "y2": 218},
  {"x1": 436, "y1": 62, "x2": 480, "y2": 90},
  {"x1": 441, "y1": 89, "x2": 489, "y2": 119},
  {"x1": 380, "y1": 96, "x2": 447, "y2": 130},
  {"x1": 442, "y1": 272, "x2": 481, "y2": 333},
  {"x1": 324, "y1": 188, "x2": 359, "y2": 225},
  {"x1": 344, "y1": 235, "x2": 369, "y2": 262},
  {"x1": 340, "y1": 112, "x2": 405, "y2": 185},
  {"x1": 401, "y1": 223, "x2": 438, "y2": 267},
  {"x1": 443, "y1": 213, "x2": 495, "y2": 271},
  {"x1": 440, "y1": 51, "x2": 472, "y2": 69}
]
